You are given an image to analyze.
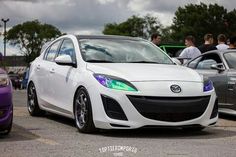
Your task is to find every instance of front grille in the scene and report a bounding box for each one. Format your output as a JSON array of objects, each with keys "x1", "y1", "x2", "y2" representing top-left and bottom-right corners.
[{"x1": 127, "y1": 95, "x2": 210, "y2": 122}]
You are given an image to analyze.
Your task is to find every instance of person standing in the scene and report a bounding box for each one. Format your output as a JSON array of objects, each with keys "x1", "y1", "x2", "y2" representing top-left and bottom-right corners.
[
  {"x1": 151, "y1": 33, "x2": 161, "y2": 46},
  {"x1": 198, "y1": 34, "x2": 217, "y2": 53},
  {"x1": 179, "y1": 35, "x2": 201, "y2": 63},
  {"x1": 216, "y1": 34, "x2": 229, "y2": 50},
  {"x1": 0, "y1": 52, "x2": 2, "y2": 61}
]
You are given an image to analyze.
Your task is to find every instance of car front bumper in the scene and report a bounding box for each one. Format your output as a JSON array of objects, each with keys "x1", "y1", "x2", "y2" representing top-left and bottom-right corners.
[
  {"x1": 88, "y1": 81, "x2": 218, "y2": 129},
  {"x1": 0, "y1": 86, "x2": 13, "y2": 130}
]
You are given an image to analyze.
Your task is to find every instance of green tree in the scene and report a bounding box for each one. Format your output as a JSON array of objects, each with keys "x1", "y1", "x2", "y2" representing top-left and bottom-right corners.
[
  {"x1": 103, "y1": 14, "x2": 161, "y2": 39},
  {"x1": 160, "y1": 26, "x2": 176, "y2": 44},
  {"x1": 224, "y1": 9, "x2": 236, "y2": 36},
  {"x1": 171, "y1": 3, "x2": 230, "y2": 45},
  {"x1": 6, "y1": 20, "x2": 61, "y2": 64}
]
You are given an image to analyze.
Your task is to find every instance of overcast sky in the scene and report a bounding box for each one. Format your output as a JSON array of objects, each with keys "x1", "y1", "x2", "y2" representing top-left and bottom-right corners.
[{"x1": 0, "y1": 0, "x2": 236, "y2": 55}]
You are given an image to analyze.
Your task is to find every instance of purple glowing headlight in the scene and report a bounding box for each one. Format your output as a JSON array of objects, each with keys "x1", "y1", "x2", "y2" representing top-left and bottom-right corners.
[
  {"x1": 203, "y1": 79, "x2": 213, "y2": 92},
  {"x1": 94, "y1": 74, "x2": 110, "y2": 87}
]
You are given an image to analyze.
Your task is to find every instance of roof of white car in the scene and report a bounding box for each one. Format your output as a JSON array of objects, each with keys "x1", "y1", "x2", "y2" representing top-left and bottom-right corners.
[{"x1": 76, "y1": 35, "x2": 143, "y2": 41}]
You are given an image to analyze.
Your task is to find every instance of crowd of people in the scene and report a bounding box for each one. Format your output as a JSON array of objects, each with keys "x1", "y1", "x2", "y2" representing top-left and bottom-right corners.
[{"x1": 151, "y1": 33, "x2": 236, "y2": 61}]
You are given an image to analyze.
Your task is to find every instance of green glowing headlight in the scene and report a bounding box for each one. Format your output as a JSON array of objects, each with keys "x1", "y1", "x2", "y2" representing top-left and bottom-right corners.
[
  {"x1": 94, "y1": 74, "x2": 137, "y2": 91},
  {"x1": 108, "y1": 80, "x2": 137, "y2": 91}
]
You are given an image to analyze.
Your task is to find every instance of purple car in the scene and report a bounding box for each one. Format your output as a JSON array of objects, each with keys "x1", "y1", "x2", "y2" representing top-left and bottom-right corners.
[{"x1": 0, "y1": 68, "x2": 13, "y2": 135}]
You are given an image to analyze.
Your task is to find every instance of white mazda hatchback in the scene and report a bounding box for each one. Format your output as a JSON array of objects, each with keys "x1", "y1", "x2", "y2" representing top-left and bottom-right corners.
[{"x1": 27, "y1": 35, "x2": 218, "y2": 133}]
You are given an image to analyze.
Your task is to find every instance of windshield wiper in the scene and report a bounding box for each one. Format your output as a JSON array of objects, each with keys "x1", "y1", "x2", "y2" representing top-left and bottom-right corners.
[
  {"x1": 127, "y1": 61, "x2": 159, "y2": 64},
  {"x1": 86, "y1": 59, "x2": 114, "y2": 63}
]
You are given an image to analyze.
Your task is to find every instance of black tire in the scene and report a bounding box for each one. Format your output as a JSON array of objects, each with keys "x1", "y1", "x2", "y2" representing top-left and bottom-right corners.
[
  {"x1": 74, "y1": 87, "x2": 96, "y2": 133},
  {"x1": 182, "y1": 126, "x2": 205, "y2": 132},
  {"x1": 27, "y1": 82, "x2": 45, "y2": 116}
]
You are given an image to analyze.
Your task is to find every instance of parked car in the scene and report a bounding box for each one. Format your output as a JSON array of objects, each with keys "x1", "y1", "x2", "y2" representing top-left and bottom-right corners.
[
  {"x1": 185, "y1": 49, "x2": 236, "y2": 116},
  {"x1": 0, "y1": 68, "x2": 13, "y2": 135},
  {"x1": 8, "y1": 73, "x2": 21, "y2": 90},
  {"x1": 27, "y1": 35, "x2": 218, "y2": 133}
]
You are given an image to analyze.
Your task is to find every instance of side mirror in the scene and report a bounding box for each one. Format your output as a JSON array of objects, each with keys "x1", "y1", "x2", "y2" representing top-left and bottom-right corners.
[
  {"x1": 55, "y1": 55, "x2": 76, "y2": 67},
  {"x1": 211, "y1": 63, "x2": 225, "y2": 72}
]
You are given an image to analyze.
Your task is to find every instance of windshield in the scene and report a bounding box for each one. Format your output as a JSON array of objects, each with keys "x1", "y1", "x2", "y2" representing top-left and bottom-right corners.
[
  {"x1": 78, "y1": 38, "x2": 173, "y2": 64},
  {"x1": 224, "y1": 52, "x2": 236, "y2": 69}
]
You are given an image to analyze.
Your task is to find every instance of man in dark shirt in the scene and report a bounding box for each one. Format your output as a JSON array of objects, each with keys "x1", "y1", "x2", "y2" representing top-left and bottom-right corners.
[
  {"x1": 228, "y1": 36, "x2": 236, "y2": 49},
  {"x1": 198, "y1": 34, "x2": 217, "y2": 53}
]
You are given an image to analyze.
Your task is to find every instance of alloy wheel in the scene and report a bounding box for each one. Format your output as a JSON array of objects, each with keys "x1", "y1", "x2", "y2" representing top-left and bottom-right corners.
[
  {"x1": 75, "y1": 91, "x2": 88, "y2": 129},
  {"x1": 28, "y1": 83, "x2": 36, "y2": 113},
  {"x1": 74, "y1": 87, "x2": 96, "y2": 133}
]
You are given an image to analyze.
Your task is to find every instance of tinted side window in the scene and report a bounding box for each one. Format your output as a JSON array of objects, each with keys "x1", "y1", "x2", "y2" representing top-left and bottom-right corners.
[
  {"x1": 197, "y1": 59, "x2": 217, "y2": 69},
  {"x1": 58, "y1": 39, "x2": 76, "y2": 63},
  {"x1": 187, "y1": 56, "x2": 202, "y2": 69},
  {"x1": 224, "y1": 52, "x2": 236, "y2": 69},
  {"x1": 44, "y1": 40, "x2": 61, "y2": 61}
]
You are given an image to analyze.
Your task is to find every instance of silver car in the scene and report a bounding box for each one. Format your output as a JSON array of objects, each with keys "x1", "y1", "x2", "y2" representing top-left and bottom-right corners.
[{"x1": 186, "y1": 49, "x2": 236, "y2": 116}]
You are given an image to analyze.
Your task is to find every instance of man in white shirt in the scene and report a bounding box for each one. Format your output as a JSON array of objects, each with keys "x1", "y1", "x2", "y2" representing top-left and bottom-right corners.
[
  {"x1": 179, "y1": 35, "x2": 201, "y2": 63},
  {"x1": 216, "y1": 34, "x2": 229, "y2": 50}
]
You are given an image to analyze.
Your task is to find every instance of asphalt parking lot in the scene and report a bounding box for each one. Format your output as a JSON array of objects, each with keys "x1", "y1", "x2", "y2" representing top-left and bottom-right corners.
[{"x1": 0, "y1": 90, "x2": 236, "y2": 157}]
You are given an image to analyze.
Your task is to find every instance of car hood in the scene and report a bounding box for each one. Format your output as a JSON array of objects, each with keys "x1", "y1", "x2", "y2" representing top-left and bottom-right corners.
[{"x1": 86, "y1": 63, "x2": 202, "y2": 82}]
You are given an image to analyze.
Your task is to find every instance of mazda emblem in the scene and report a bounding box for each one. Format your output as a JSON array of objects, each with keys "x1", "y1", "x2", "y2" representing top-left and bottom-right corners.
[{"x1": 170, "y1": 85, "x2": 181, "y2": 93}]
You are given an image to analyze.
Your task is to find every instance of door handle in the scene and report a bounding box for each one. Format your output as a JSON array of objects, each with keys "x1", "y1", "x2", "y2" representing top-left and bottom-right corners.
[
  {"x1": 228, "y1": 81, "x2": 235, "y2": 91},
  {"x1": 50, "y1": 68, "x2": 55, "y2": 74}
]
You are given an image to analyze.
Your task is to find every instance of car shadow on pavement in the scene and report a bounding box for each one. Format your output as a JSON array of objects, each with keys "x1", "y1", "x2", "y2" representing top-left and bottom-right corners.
[
  {"x1": 219, "y1": 113, "x2": 236, "y2": 121},
  {"x1": 0, "y1": 124, "x2": 40, "y2": 142},
  {"x1": 99, "y1": 127, "x2": 236, "y2": 140},
  {"x1": 42, "y1": 113, "x2": 236, "y2": 140},
  {"x1": 43, "y1": 112, "x2": 76, "y2": 128}
]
